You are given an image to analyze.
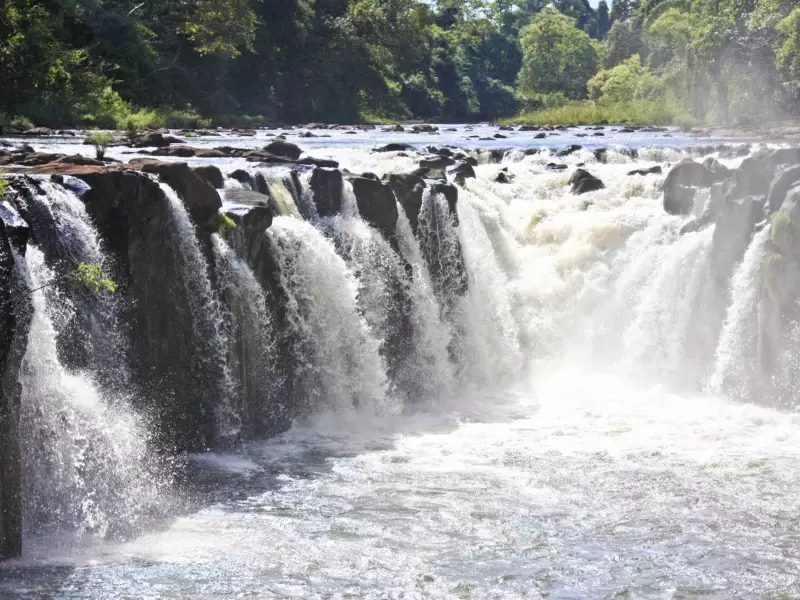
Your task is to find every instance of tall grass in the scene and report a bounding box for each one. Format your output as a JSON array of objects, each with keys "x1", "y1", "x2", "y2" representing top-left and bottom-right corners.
[{"x1": 507, "y1": 99, "x2": 699, "y2": 128}]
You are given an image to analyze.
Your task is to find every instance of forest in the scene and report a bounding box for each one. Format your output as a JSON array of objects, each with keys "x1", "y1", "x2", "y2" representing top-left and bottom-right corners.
[{"x1": 0, "y1": 0, "x2": 798, "y2": 128}]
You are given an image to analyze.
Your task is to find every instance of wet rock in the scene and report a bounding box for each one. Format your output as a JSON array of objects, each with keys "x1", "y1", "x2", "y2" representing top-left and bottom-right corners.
[
  {"x1": 494, "y1": 171, "x2": 514, "y2": 184},
  {"x1": 534, "y1": 132, "x2": 547, "y2": 139},
  {"x1": 711, "y1": 194, "x2": 767, "y2": 288},
  {"x1": 628, "y1": 166, "x2": 663, "y2": 176},
  {"x1": 150, "y1": 146, "x2": 227, "y2": 158},
  {"x1": 420, "y1": 156, "x2": 455, "y2": 170},
  {"x1": 139, "y1": 161, "x2": 222, "y2": 223},
  {"x1": 732, "y1": 148, "x2": 800, "y2": 199},
  {"x1": 375, "y1": 143, "x2": 415, "y2": 153},
  {"x1": 494, "y1": 133, "x2": 508, "y2": 139},
  {"x1": 557, "y1": 145, "x2": 582, "y2": 157},
  {"x1": 0, "y1": 199, "x2": 31, "y2": 561},
  {"x1": 75, "y1": 170, "x2": 221, "y2": 451},
  {"x1": 361, "y1": 172, "x2": 380, "y2": 180},
  {"x1": 263, "y1": 140, "x2": 302, "y2": 161},
  {"x1": 222, "y1": 188, "x2": 273, "y2": 232},
  {"x1": 430, "y1": 181, "x2": 460, "y2": 227},
  {"x1": 22, "y1": 127, "x2": 53, "y2": 137},
  {"x1": 412, "y1": 124, "x2": 438, "y2": 133},
  {"x1": 310, "y1": 168, "x2": 344, "y2": 217},
  {"x1": 498, "y1": 125, "x2": 514, "y2": 131},
  {"x1": 297, "y1": 157, "x2": 339, "y2": 169},
  {"x1": 383, "y1": 125, "x2": 405, "y2": 132},
  {"x1": 663, "y1": 158, "x2": 730, "y2": 216},
  {"x1": 229, "y1": 169, "x2": 253, "y2": 187},
  {"x1": 450, "y1": 162, "x2": 476, "y2": 186},
  {"x1": 766, "y1": 166, "x2": 800, "y2": 215},
  {"x1": 132, "y1": 132, "x2": 186, "y2": 148},
  {"x1": 547, "y1": 163, "x2": 568, "y2": 171},
  {"x1": 386, "y1": 173, "x2": 426, "y2": 233},
  {"x1": 194, "y1": 165, "x2": 224, "y2": 189},
  {"x1": 349, "y1": 177, "x2": 398, "y2": 240},
  {"x1": 570, "y1": 169, "x2": 605, "y2": 195}
]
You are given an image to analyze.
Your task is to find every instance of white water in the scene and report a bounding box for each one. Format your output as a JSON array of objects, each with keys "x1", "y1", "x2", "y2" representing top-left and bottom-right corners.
[
  {"x1": 19, "y1": 248, "x2": 167, "y2": 545},
  {"x1": 267, "y1": 216, "x2": 393, "y2": 417},
  {"x1": 5, "y1": 135, "x2": 800, "y2": 598},
  {"x1": 210, "y1": 234, "x2": 280, "y2": 432},
  {"x1": 161, "y1": 184, "x2": 239, "y2": 442}
]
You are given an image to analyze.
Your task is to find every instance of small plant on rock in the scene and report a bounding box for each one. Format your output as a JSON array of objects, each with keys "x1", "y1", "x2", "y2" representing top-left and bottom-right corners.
[
  {"x1": 75, "y1": 262, "x2": 118, "y2": 293},
  {"x1": 87, "y1": 131, "x2": 113, "y2": 161}
]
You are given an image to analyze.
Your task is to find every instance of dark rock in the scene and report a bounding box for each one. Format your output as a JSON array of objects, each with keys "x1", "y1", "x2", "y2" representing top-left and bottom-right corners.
[
  {"x1": 451, "y1": 162, "x2": 476, "y2": 186},
  {"x1": 628, "y1": 166, "x2": 663, "y2": 176},
  {"x1": 494, "y1": 171, "x2": 514, "y2": 184},
  {"x1": 297, "y1": 157, "x2": 339, "y2": 169},
  {"x1": 383, "y1": 125, "x2": 405, "y2": 132},
  {"x1": 557, "y1": 145, "x2": 582, "y2": 157},
  {"x1": 494, "y1": 133, "x2": 508, "y2": 139},
  {"x1": 498, "y1": 125, "x2": 514, "y2": 131},
  {"x1": 263, "y1": 140, "x2": 302, "y2": 160},
  {"x1": 386, "y1": 173, "x2": 426, "y2": 233},
  {"x1": 733, "y1": 148, "x2": 800, "y2": 199},
  {"x1": 74, "y1": 170, "x2": 221, "y2": 451},
  {"x1": 711, "y1": 194, "x2": 767, "y2": 289},
  {"x1": 766, "y1": 165, "x2": 800, "y2": 215},
  {"x1": 194, "y1": 165, "x2": 224, "y2": 189},
  {"x1": 139, "y1": 161, "x2": 222, "y2": 223},
  {"x1": 14, "y1": 145, "x2": 34, "y2": 154},
  {"x1": 519, "y1": 125, "x2": 539, "y2": 131},
  {"x1": 420, "y1": 156, "x2": 455, "y2": 169},
  {"x1": 534, "y1": 132, "x2": 547, "y2": 139},
  {"x1": 229, "y1": 169, "x2": 253, "y2": 187},
  {"x1": 663, "y1": 158, "x2": 731, "y2": 216},
  {"x1": 430, "y1": 182, "x2": 459, "y2": 227},
  {"x1": 361, "y1": 172, "x2": 380, "y2": 180},
  {"x1": 570, "y1": 169, "x2": 605, "y2": 195},
  {"x1": 350, "y1": 177, "x2": 398, "y2": 240},
  {"x1": 0, "y1": 200, "x2": 31, "y2": 561},
  {"x1": 133, "y1": 132, "x2": 186, "y2": 148},
  {"x1": 221, "y1": 188, "x2": 273, "y2": 232},
  {"x1": 310, "y1": 168, "x2": 344, "y2": 217},
  {"x1": 546, "y1": 163, "x2": 568, "y2": 171},
  {"x1": 150, "y1": 145, "x2": 227, "y2": 158},
  {"x1": 22, "y1": 127, "x2": 53, "y2": 137},
  {"x1": 592, "y1": 132, "x2": 605, "y2": 137},
  {"x1": 375, "y1": 143, "x2": 415, "y2": 153}
]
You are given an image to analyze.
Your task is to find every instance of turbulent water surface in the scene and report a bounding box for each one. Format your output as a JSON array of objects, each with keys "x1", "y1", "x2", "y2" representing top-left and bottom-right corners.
[{"x1": 2, "y1": 127, "x2": 800, "y2": 599}]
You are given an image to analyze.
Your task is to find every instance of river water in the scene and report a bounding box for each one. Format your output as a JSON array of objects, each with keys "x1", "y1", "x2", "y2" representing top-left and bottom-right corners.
[{"x1": 2, "y1": 125, "x2": 799, "y2": 599}]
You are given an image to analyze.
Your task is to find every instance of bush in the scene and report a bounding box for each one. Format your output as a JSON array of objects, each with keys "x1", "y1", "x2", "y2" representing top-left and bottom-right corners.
[
  {"x1": 401, "y1": 73, "x2": 444, "y2": 119},
  {"x1": 587, "y1": 55, "x2": 664, "y2": 104},
  {"x1": 87, "y1": 131, "x2": 113, "y2": 160},
  {"x1": 10, "y1": 116, "x2": 34, "y2": 131},
  {"x1": 509, "y1": 97, "x2": 690, "y2": 126}
]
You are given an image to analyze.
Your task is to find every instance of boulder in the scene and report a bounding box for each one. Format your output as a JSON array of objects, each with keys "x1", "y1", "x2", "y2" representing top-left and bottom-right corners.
[
  {"x1": 133, "y1": 132, "x2": 186, "y2": 148},
  {"x1": 557, "y1": 145, "x2": 582, "y2": 157},
  {"x1": 263, "y1": 140, "x2": 302, "y2": 160},
  {"x1": 53, "y1": 155, "x2": 106, "y2": 166},
  {"x1": 221, "y1": 188, "x2": 273, "y2": 233},
  {"x1": 430, "y1": 181, "x2": 459, "y2": 226},
  {"x1": 420, "y1": 156, "x2": 455, "y2": 169},
  {"x1": 297, "y1": 157, "x2": 339, "y2": 169},
  {"x1": 75, "y1": 170, "x2": 220, "y2": 451},
  {"x1": 375, "y1": 143, "x2": 415, "y2": 153},
  {"x1": 534, "y1": 132, "x2": 547, "y2": 139},
  {"x1": 494, "y1": 171, "x2": 514, "y2": 184},
  {"x1": 733, "y1": 148, "x2": 800, "y2": 199},
  {"x1": 310, "y1": 168, "x2": 344, "y2": 217},
  {"x1": 386, "y1": 173, "x2": 426, "y2": 232},
  {"x1": 450, "y1": 162, "x2": 476, "y2": 186},
  {"x1": 628, "y1": 166, "x2": 662, "y2": 176},
  {"x1": 22, "y1": 127, "x2": 53, "y2": 137},
  {"x1": 766, "y1": 166, "x2": 800, "y2": 215},
  {"x1": 229, "y1": 169, "x2": 253, "y2": 187},
  {"x1": 570, "y1": 169, "x2": 605, "y2": 195},
  {"x1": 349, "y1": 177, "x2": 398, "y2": 240},
  {"x1": 663, "y1": 158, "x2": 730, "y2": 216},
  {"x1": 150, "y1": 146, "x2": 227, "y2": 158},
  {"x1": 139, "y1": 161, "x2": 222, "y2": 223},
  {"x1": 0, "y1": 201, "x2": 31, "y2": 561},
  {"x1": 194, "y1": 165, "x2": 224, "y2": 189}
]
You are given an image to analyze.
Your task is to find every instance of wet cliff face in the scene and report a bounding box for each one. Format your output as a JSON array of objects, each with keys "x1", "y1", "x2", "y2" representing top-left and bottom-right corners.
[
  {"x1": 0, "y1": 201, "x2": 31, "y2": 560},
  {"x1": 77, "y1": 171, "x2": 223, "y2": 452}
]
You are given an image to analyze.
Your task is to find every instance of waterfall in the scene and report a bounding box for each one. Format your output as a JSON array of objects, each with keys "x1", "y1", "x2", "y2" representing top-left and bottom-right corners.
[
  {"x1": 19, "y1": 247, "x2": 167, "y2": 543},
  {"x1": 210, "y1": 234, "x2": 283, "y2": 436},
  {"x1": 707, "y1": 227, "x2": 772, "y2": 400},
  {"x1": 14, "y1": 179, "x2": 129, "y2": 389},
  {"x1": 160, "y1": 184, "x2": 238, "y2": 443},
  {"x1": 395, "y1": 204, "x2": 456, "y2": 400},
  {"x1": 266, "y1": 216, "x2": 393, "y2": 417}
]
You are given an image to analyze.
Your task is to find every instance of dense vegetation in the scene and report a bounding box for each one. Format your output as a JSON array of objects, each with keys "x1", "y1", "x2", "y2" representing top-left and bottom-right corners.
[{"x1": 0, "y1": 0, "x2": 798, "y2": 127}]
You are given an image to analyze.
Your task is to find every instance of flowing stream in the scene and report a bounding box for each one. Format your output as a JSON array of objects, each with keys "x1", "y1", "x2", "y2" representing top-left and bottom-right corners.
[{"x1": 2, "y1": 130, "x2": 800, "y2": 598}]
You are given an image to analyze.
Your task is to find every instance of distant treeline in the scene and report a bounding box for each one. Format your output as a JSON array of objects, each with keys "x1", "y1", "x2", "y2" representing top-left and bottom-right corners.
[{"x1": 0, "y1": 0, "x2": 798, "y2": 128}]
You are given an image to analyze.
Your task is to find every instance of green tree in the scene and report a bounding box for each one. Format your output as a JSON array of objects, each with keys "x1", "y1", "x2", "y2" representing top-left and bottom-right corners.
[{"x1": 517, "y1": 7, "x2": 600, "y2": 99}]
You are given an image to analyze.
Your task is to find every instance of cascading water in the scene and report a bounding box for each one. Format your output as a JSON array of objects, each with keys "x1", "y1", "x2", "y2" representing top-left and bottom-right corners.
[
  {"x1": 266, "y1": 215, "x2": 392, "y2": 417},
  {"x1": 210, "y1": 234, "x2": 283, "y2": 436},
  {"x1": 160, "y1": 184, "x2": 238, "y2": 443},
  {"x1": 19, "y1": 247, "x2": 167, "y2": 544},
  {"x1": 707, "y1": 227, "x2": 772, "y2": 400},
  {"x1": 6, "y1": 130, "x2": 800, "y2": 599}
]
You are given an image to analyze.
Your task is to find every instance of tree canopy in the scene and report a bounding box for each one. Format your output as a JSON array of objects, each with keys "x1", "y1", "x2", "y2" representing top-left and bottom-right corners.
[{"x1": 0, "y1": 0, "x2": 797, "y2": 127}]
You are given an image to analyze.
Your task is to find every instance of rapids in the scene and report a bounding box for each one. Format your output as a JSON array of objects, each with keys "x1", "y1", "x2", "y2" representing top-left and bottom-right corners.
[{"x1": 2, "y1": 127, "x2": 800, "y2": 598}]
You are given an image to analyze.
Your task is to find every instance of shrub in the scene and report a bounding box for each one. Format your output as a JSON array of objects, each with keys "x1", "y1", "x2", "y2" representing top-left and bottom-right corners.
[
  {"x1": 76, "y1": 262, "x2": 117, "y2": 294},
  {"x1": 10, "y1": 116, "x2": 34, "y2": 131},
  {"x1": 87, "y1": 131, "x2": 113, "y2": 160}
]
